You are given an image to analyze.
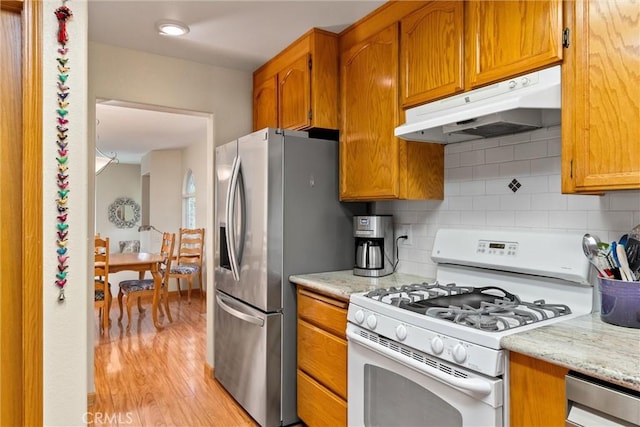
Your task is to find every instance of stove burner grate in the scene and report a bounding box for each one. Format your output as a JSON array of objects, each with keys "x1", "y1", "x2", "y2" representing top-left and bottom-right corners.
[
  {"x1": 363, "y1": 282, "x2": 573, "y2": 332},
  {"x1": 364, "y1": 281, "x2": 476, "y2": 302},
  {"x1": 425, "y1": 299, "x2": 572, "y2": 331}
]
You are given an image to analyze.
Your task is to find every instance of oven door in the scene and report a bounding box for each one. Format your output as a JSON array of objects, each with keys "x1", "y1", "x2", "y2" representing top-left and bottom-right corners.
[{"x1": 348, "y1": 324, "x2": 503, "y2": 427}]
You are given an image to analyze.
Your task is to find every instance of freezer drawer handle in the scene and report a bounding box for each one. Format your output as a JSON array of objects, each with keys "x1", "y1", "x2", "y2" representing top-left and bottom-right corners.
[{"x1": 216, "y1": 294, "x2": 264, "y2": 327}]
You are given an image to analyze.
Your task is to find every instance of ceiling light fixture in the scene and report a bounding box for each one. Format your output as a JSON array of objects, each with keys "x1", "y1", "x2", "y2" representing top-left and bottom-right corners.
[
  {"x1": 95, "y1": 147, "x2": 118, "y2": 175},
  {"x1": 156, "y1": 20, "x2": 190, "y2": 37},
  {"x1": 95, "y1": 119, "x2": 118, "y2": 175}
]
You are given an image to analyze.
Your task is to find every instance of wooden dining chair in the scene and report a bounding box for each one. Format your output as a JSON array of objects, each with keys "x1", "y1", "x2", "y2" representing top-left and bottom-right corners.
[
  {"x1": 169, "y1": 228, "x2": 205, "y2": 303},
  {"x1": 117, "y1": 232, "x2": 175, "y2": 331},
  {"x1": 94, "y1": 235, "x2": 112, "y2": 333}
]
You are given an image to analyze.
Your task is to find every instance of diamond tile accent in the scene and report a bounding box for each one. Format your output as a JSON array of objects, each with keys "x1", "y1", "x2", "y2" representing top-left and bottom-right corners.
[{"x1": 508, "y1": 179, "x2": 522, "y2": 193}]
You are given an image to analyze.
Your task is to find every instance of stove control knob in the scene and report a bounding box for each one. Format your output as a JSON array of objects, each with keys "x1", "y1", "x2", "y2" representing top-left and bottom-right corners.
[
  {"x1": 430, "y1": 336, "x2": 444, "y2": 355},
  {"x1": 395, "y1": 324, "x2": 407, "y2": 341},
  {"x1": 366, "y1": 314, "x2": 377, "y2": 329},
  {"x1": 354, "y1": 310, "x2": 365, "y2": 324},
  {"x1": 452, "y1": 343, "x2": 467, "y2": 363}
]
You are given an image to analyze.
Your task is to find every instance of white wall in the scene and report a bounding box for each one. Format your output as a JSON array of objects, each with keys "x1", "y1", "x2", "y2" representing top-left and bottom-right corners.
[
  {"x1": 376, "y1": 125, "x2": 640, "y2": 278},
  {"x1": 146, "y1": 149, "x2": 183, "y2": 290},
  {"x1": 89, "y1": 42, "x2": 252, "y2": 146},
  {"x1": 42, "y1": 1, "x2": 89, "y2": 425}
]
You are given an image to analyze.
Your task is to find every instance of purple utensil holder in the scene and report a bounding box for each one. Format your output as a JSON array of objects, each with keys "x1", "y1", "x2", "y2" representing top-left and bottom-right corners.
[{"x1": 598, "y1": 277, "x2": 640, "y2": 328}]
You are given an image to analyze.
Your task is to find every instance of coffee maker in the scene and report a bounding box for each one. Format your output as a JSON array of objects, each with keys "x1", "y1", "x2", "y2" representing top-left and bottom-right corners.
[{"x1": 353, "y1": 215, "x2": 394, "y2": 277}]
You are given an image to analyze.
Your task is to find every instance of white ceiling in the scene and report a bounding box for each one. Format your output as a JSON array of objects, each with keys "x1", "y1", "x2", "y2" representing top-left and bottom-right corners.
[{"x1": 90, "y1": 1, "x2": 385, "y2": 164}]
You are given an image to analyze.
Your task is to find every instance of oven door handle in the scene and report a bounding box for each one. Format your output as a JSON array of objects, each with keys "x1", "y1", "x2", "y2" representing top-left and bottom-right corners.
[{"x1": 348, "y1": 329, "x2": 492, "y2": 396}]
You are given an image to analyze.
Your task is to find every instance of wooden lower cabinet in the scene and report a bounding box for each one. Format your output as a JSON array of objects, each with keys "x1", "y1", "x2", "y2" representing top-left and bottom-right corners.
[
  {"x1": 297, "y1": 287, "x2": 348, "y2": 426},
  {"x1": 509, "y1": 352, "x2": 568, "y2": 427},
  {"x1": 297, "y1": 370, "x2": 347, "y2": 427}
]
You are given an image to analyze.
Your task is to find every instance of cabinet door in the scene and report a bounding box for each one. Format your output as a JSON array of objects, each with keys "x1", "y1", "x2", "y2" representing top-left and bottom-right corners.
[
  {"x1": 298, "y1": 370, "x2": 347, "y2": 427},
  {"x1": 253, "y1": 75, "x2": 278, "y2": 131},
  {"x1": 561, "y1": 0, "x2": 640, "y2": 192},
  {"x1": 340, "y1": 24, "x2": 401, "y2": 200},
  {"x1": 400, "y1": 1, "x2": 464, "y2": 108},
  {"x1": 278, "y1": 54, "x2": 311, "y2": 130},
  {"x1": 466, "y1": 0, "x2": 563, "y2": 88},
  {"x1": 510, "y1": 352, "x2": 567, "y2": 427}
]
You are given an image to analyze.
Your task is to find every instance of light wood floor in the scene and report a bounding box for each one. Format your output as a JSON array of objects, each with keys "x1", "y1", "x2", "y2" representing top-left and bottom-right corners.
[{"x1": 91, "y1": 294, "x2": 258, "y2": 426}]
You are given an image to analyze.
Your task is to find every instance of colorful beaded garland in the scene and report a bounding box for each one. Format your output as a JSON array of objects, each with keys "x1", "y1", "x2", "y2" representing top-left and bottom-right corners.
[{"x1": 54, "y1": 0, "x2": 72, "y2": 302}]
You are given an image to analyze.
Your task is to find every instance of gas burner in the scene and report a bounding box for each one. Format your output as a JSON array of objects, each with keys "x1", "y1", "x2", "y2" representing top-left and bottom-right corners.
[
  {"x1": 390, "y1": 296, "x2": 410, "y2": 306},
  {"x1": 424, "y1": 299, "x2": 572, "y2": 332},
  {"x1": 364, "y1": 281, "x2": 480, "y2": 306}
]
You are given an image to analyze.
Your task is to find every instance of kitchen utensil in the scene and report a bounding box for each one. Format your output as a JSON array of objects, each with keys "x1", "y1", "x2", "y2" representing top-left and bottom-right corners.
[
  {"x1": 619, "y1": 234, "x2": 628, "y2": 247},
  {"x1": 615, "y1": 243, "x2": 634, "y2": 281},
  {"x1": 625, "y1": 235, "x2": 640, "y2": 274},
  {"x1": 582, "y1": 234, "x2": 609, "y2": 278},
  {"x1": 611, "y1": 241, "x2": 620, "y2": 266}
]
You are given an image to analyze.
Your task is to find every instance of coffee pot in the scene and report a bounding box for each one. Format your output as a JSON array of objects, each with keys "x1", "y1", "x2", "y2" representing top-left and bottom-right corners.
[
  {"x1": 355, "y1": 240, "x2": 383, "y2": 270},
  {"x1": 353, "y1": 215, "x2": 393, "y2": 277}
]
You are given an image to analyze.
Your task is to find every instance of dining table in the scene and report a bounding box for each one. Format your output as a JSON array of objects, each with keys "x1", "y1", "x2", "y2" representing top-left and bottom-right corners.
[{"x1": 100, "y1": 252, "x2": 166, "y2": 331}]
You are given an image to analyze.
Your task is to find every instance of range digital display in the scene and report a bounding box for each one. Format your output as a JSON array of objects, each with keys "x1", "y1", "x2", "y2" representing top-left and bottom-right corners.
[{"x1": 489, "y1": 243, "x2": 506, "y2": 249}]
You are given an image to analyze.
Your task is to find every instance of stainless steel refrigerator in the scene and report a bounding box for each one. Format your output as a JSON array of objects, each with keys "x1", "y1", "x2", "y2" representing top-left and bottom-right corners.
[{"x1": 214, "y1": 128, "x2": 361, "y2": 426}]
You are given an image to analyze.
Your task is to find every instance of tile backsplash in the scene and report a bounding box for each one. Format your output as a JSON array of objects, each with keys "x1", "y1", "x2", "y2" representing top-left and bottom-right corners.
[{"x1": 374, "y1": 125, "x2": 640, "y2": 278}]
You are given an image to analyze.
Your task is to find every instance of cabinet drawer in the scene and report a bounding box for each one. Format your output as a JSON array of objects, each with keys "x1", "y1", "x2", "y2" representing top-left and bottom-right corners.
[
  {"x1": 298, "y1": 319, "x2": 347, "y2": 399},
  {"x1": 297, "y1": 369, "x2": 347, "y2": 427},
  {"x1": 297, "y1": 288, "x2": 347, "y2": 338}
]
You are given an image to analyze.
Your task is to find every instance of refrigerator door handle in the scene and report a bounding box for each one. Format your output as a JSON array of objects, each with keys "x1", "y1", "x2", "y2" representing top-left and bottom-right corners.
[
  {"x1": 226, "y1": 156, "x2": 242, "y2": 281},
  {"x1": 216, "y1": 294, "x2": 265, "y2": 327}
]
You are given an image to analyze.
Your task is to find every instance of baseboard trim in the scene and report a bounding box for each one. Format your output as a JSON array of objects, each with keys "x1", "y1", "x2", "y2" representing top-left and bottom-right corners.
[{"x1": 204, "y1": 363, "x2": 214, "y2": 379}]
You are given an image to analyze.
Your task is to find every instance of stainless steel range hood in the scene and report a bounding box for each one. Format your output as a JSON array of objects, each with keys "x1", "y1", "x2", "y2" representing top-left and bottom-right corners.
[{"x1": 395, "y1": 65, "x2": 561, "y2": 143}]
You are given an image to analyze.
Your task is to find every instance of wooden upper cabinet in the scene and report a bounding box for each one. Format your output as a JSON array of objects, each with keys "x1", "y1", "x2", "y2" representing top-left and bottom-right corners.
[
  {"x1": 341, "y1": 24, "x2": 402, "y2": 200},
  {"x1": 340, "y1": 22, "x2": 444, "y2": 201},
  {"x1": 561, "y1": 0, "x2": 640, "y2": 193},
  {"x1": 465, "y1": 0, "x2": 563, "y2": 89},
  {"x1": 278, "y1": 54, "x2": 310, "y2": 130},
  {"x1": 400, "y1": 1, "x2": 464, "y2": 108},
  {"x1": 252, "y1": 75, "x2": 278, "y2": 131},
  {"x1": 252, "y1": 28, "x2": 338, "y2": 131}
]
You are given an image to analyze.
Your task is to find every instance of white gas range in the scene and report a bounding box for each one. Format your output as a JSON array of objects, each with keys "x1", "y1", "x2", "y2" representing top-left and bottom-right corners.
[{"x1": 347, "y1": 228, "x2": 594, "y2": 427}]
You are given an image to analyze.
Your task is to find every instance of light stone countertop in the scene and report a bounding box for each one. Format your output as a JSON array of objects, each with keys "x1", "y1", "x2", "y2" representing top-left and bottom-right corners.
[
  {"x1": 289, "y1": 270, "x2": 434, "y2": 300},
  {"x1": 290, "y1": 270, "x2": 640, "y2": 392},
  {"x1": 501, "y1": 313, "x2": 640, "y2": 392}
]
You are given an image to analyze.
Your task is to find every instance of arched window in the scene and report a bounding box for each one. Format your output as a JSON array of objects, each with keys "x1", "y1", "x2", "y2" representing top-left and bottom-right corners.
[{"x1": 183, "y1": 169, "x2": 196, "y2": 228}]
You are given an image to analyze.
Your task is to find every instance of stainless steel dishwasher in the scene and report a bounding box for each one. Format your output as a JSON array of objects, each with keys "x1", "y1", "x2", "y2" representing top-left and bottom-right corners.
[{"x1": 566, "y1": 372, "x2": 640, "y2": 426}]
